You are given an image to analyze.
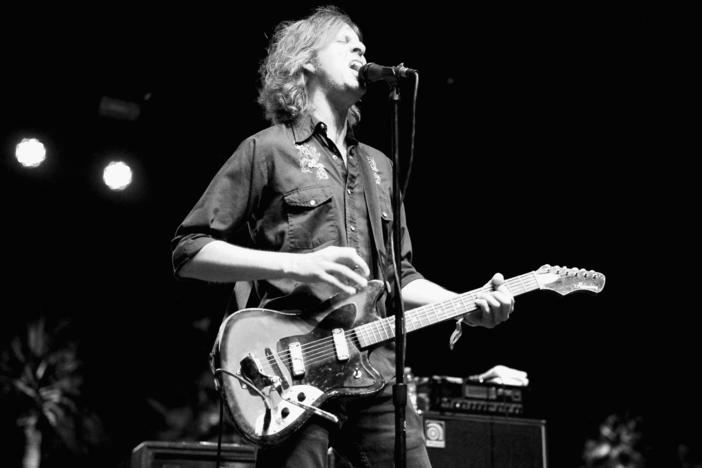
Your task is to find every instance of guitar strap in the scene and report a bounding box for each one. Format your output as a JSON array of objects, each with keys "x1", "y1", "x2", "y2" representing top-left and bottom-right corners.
[{"x1": 356, "y1": 147, "x2": 392, "y2": 298}]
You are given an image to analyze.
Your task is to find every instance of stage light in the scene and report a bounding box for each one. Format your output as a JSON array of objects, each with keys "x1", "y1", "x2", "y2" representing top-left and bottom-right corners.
[
  {"x1": 102, "y1": 161, "x2": 133, "y2": 191},
  {"x1": 15, "y1": 138, "x2": 46, "y2": 168}
]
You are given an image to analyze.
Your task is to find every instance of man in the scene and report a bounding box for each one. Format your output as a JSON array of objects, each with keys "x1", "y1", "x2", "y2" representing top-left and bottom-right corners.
[{"x1": 171, "y1": 6, "x2": 514, "y2": 467}]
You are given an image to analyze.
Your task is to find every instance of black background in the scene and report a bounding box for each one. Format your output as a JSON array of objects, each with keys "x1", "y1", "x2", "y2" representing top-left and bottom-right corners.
[{"x1": 2, "y1": 2, "x2": 696, "y2": 467}]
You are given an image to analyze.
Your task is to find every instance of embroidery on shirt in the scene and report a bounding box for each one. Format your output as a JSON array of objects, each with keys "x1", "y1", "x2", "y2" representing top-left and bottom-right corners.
[
  {"x1": 296, "y1": 143, "x2": 329, "y2": 180},
  {"x1": 365, "y1": 155, "x2": 382, "y2": 185}
]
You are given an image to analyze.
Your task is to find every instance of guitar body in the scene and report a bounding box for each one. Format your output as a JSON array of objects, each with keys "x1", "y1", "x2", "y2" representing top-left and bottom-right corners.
[{"x1": 218, "y1": 280, "x2": 387, "y2": 446}]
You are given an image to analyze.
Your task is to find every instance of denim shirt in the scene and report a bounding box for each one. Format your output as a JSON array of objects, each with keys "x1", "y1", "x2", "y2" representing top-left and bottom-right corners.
[{"x1": 171, "y1": 114, "x2": 423, "y2": 380}]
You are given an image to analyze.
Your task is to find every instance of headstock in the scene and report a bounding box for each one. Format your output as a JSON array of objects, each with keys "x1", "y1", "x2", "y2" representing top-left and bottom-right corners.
[{"x1": 534, "y1": 264, "x2": 606, "y2": 295}]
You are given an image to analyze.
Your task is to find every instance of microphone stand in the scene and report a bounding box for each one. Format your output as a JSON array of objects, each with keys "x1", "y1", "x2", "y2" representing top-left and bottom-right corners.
[{"x1": 388, "y1": 82, "x2": 407, "y2": 468}]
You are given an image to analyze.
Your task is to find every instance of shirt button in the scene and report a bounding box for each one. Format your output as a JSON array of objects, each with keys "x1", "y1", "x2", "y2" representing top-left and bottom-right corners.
[
  {"x1": 350, "y1": 225, "x2": 356, "y2": 231},
  {"x1": 346, "y1": 188, "x2": 352, "y2": 195},
  {"x1": 310, "y1": 200, "x2": 316, "y2": 206}
]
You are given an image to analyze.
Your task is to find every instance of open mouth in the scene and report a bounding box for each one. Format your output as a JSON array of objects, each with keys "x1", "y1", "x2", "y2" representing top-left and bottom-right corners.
[{"x1": 349, "y1": 61, "x2": 363, "y2": 72}]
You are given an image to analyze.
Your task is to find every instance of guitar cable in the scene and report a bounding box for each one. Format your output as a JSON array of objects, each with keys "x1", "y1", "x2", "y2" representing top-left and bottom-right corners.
[
  {"x1": 215, "y1": 380, "x2": 224, "y2": 468},
  {"x1": 213, "y1": 368, "x2": 273, "y2": 467},
  {"x1": 215, "y1": 368, "x2": 273, "y2": 419}
]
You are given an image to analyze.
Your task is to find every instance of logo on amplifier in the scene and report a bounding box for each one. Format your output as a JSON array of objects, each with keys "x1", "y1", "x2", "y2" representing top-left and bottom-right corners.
[{"x1": 424, "y1": 419, "x2": 446, "y2": 448}]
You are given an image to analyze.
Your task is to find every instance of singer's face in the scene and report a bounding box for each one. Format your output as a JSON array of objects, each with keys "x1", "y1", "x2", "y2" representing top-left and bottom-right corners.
[{"x1": 312, "y1": 23, "x2": 367, "y2": 100}]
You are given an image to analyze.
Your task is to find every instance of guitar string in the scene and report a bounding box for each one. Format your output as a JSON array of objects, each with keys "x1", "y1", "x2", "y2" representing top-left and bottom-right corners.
[
  {"x1": 294, "y1": 298, "x2": 477, "y2": 364},
  {"x1": 259, "y1": 272, "x2": 601, "y2": 378},
  {"x1": 262, "y1": 276, "x2": 534, "y2": 369},
  {"x1": 286, "y1": 301, "x2": 477, "y2": 366},
  {"x1": 273, "y1": 284, "x2": 495, "y2": 359},
  {"x1": 269, "y1": 279, "x2": 521, "y2": 361},
  {"x1": 266, "y1": 297, "x2": 476, "y2": 367},
  {"x1": 263, "y1": 296, "x2": 488, "y2": 369},
  {"x1": 261, "y1": 273, "x2": 588, "y2": 376},
  {"x1": 261, "y1": 274, "x2": 539, "y2": 370}
]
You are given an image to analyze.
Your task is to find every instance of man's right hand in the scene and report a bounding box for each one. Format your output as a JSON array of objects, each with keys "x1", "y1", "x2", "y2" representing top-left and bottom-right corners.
[{"x1": 283, "y1": 246, "x2": 370, "y2": 295}]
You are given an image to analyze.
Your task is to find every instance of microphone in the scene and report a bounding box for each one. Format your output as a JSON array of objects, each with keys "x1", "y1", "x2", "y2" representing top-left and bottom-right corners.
[{"x1": 359, "y1": 62, "x2": 417, "y2": 85}]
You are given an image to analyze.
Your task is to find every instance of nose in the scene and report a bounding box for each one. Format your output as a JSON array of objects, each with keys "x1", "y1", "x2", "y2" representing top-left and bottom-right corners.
[{"x1": 352, "y1": 40, "x2": 366, "y2": 58}]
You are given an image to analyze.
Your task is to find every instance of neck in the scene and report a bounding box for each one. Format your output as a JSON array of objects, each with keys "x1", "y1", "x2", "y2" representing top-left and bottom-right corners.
[{"x1": 308, "y1": 90, "x2": 351, "y2": 148}]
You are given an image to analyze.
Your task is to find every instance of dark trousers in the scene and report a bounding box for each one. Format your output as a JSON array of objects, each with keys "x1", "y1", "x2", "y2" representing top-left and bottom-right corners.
[{"x1": 255, "y1": 386, "x2": 431, "y2": 468}]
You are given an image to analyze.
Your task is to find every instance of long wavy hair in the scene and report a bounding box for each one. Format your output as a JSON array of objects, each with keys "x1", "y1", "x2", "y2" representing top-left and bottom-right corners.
[{"x1": 257, "y1": 6, "x2": 362, "y2": 126}]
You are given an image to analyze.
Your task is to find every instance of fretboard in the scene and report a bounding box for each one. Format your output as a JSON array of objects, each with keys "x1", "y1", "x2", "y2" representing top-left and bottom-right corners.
[{"x1": 354, "y1": 272, "x2": 539, "y2": 348}]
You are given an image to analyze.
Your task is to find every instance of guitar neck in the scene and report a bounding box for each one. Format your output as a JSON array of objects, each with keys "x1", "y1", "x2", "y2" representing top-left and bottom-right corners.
[{"x1": 354, "y1": 271, "x2": 540, "y2": 348}]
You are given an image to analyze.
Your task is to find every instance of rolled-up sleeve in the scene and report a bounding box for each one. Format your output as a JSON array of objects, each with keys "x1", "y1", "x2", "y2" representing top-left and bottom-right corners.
[{"x1": 171, "y1": 137, "x2": 266, "y2": 276}]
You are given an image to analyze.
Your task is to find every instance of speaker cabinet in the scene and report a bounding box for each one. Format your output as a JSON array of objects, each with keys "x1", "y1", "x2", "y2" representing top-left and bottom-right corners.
[
  {"x1": 131, "y1": 441, "x2": 257, "y2": 468},
  {"x1": 422, "y1": 412, "x2": 547, "y2": 468}
]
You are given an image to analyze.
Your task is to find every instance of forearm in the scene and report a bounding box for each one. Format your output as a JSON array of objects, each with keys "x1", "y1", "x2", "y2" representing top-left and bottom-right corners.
[
  {"x1": 401, "y1": 278, "x2": 457, "y2": 309},
  {"x1": 177, "y1": 240, "x2": 295, "y2": 283}
]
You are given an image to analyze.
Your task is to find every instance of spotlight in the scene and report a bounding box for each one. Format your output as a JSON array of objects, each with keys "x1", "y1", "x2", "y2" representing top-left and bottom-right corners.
[
  {"x1": 102, "y1": 161, "x2": 133, "y2": 191},
  {"x1": 15, "y1": 138, "x2": 46, "y2": 168}
]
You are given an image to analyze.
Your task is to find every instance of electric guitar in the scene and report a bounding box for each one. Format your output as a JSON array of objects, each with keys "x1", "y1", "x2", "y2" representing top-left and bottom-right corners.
[{"x1": 215, "y1": 264, "x2": 605, "y2": 446}]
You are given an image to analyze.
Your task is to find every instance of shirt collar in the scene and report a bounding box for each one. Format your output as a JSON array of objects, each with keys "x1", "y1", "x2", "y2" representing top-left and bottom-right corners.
[
  {"x1": 290, "y1": 114, "x2": 318, "y2": 144},
  {"x1": 290, "y1": 114, "x2": 359, "y2": 147}
]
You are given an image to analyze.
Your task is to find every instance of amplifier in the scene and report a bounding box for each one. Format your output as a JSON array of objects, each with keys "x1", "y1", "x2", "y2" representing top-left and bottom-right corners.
[
  {"x1": 418, "y1": 375, "x2": 526, "y2": 417},
  {"x1": 131, "y1": 441, "x2": 257, "y2": 468},
  {"x1": 422, "y1": 412, "x2": 547, "y2": 468},
  {"x1": 435, "y1": 397, "x2": 524, "y2": 416}
]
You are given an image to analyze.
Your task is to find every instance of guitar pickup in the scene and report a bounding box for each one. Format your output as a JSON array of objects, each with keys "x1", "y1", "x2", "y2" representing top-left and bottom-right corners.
[
  {"x1": 332, "y1": 328, "x2": 349, "y2": 361},
  {"x1": 289, "y1": 342, "x2": 305, "y2": 377}
]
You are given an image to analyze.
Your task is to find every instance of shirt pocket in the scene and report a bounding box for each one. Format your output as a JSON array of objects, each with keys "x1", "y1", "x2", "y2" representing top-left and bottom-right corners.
[{"x1": 283, "y1": 185, "x2": 339, "y2": 251}]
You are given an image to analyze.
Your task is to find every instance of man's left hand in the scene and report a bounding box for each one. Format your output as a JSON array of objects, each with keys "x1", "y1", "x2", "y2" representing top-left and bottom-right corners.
[{"x1": 463, "y1": 273, "x2": 514, "y2": 328}]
